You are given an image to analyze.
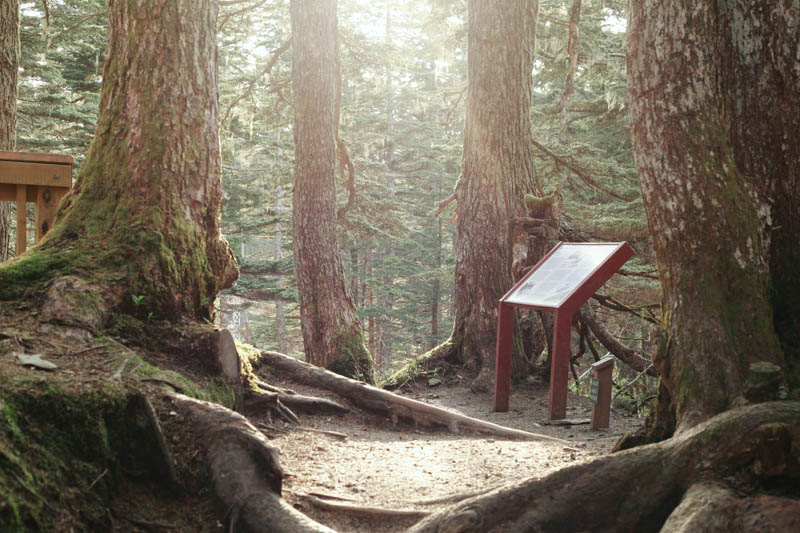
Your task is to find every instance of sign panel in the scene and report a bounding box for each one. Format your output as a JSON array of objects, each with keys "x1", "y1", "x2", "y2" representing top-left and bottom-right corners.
[
  {"x1": 589, "y1": 377, "x2": 600, "y2": 403},
  {"x1": 503, "y1": 243, "x2": 621, "y2": 309}
]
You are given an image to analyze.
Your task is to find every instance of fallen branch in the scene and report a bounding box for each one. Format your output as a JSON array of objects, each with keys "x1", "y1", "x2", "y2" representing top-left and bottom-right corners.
[
  {"x1": 578, "y1": 304, "x2": 657, "y2": 376},
  {"x1": 614, "y1": 364, "x2": 655, "y2": 400},
  {"x1": 591, "y1": 292, "x2": 658, "y2": 324},
  {"x1": 258, "y1": 350, "x2": 571, "y2": 444}
]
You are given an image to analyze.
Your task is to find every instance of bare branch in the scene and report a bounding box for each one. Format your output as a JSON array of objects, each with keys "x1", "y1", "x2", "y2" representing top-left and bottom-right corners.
[
  {"x1": 578, "y1": 304, "x2": 657, "y2": 376},
  {"x1": 531, "y1": 138, "x2": 636, "y2": 202},
  {"x1": 221, "y1": 37, "x2": 292, "y2": 125},
  {"x1": 51, "y1": 11, "x2": 106, "y2": 43}
]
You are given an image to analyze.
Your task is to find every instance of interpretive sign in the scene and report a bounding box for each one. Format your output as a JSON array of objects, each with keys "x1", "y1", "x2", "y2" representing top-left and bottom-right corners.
[
  {"x1": 504, "y1": 243, "x2": 622, "y2": 309},
  {"x1": 493, "y1": 242, "x2": 634, "y2": 420}
]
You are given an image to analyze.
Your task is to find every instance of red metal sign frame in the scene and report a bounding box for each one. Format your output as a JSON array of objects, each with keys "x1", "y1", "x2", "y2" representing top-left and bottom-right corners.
[{"x1": 493, "y1": 241, "x2": 634, "y2": 419}]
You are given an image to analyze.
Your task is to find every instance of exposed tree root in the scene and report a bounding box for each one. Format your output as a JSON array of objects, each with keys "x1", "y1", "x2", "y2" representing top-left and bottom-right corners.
[
  {"x1": 244, "y1": 390, "x2": 301, "y2": 424},
  {"x1": 165, "y1": 391, "x2": 335, "y2": 533},
  {"x1": 258, "y1": 350, "x2": 570, "y2": 444},
  {"x1": 259, "y1": 423, "x2": 349, "y2": 441},
  {"x1": 661, "y1": 482, "x2": 800, "y2": 532},
  {"x1": 254, "y1": 380, "x2": 350, "y2": 415},
  {"x1": 129, "y1": 393, "x2": 179, "y2": 486},
  {"x1": 408, "y1": 401, "x2": 800, "y2": 532},
  {"x1": 255, "y1": 379, "x2": 296, "y2": 395},
  {"x1": 301, "y1": 493, "x2": 429, "y2": 520}
]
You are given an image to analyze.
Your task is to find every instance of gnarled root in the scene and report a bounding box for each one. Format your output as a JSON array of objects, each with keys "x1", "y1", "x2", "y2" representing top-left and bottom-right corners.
[
  {"x1": 408, "y1": 402, "x2": 800, "y2": 532},
  {"x1": 165, "y1": 391, "x2": 335, "y2": 532},
  {"x1": 258, "y1": 350, "x2": 568, "y2": 444}
]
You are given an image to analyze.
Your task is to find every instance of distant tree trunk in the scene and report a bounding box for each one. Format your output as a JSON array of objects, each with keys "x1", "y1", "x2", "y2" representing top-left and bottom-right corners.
[
  {"x1": 559, "y1": 0, "x2": 581, "y2": 132},
  {"x1": 449, "y1": 0, "x2": 541, "y2": 391},
  {"x1": 274, "y1": 184, "x2": 288, "y2": 354},
  {"x1": 628, "y1": 0, "x2": 799, "y2": 433},
  {"x1": 0, "y1": 0, "x2": 237, "y2": 322},
  {"x1": 0, "y1": 0, "x2": 19, "y2": 261},
  {"x1": 290, "y1": 0, "x2": 374, "y2": 382},
  {"x1": 431, "y1": 214, "x2": 442, "y2": 350}
]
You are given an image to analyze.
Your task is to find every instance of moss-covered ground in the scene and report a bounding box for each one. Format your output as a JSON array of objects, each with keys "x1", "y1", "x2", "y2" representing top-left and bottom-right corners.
[{"x1": 0, "y1": 302, "x2": 234, "y2": 531}]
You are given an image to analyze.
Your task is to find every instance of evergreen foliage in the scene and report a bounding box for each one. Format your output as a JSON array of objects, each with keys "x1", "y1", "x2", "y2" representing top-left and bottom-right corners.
[{"x1": 9, "y1": 0, "x2": 655, "y2": 385}]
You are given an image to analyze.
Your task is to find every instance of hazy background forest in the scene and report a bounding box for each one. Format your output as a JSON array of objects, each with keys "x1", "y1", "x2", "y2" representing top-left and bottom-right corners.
[{"x1": 10, "y1": 0, "x2": 654, "y2": 384}]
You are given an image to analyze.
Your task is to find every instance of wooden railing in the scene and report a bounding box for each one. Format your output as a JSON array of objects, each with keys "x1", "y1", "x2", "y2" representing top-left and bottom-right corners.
[{"x1": 0, "y1": 151, "x2": 73, "y2": 254}]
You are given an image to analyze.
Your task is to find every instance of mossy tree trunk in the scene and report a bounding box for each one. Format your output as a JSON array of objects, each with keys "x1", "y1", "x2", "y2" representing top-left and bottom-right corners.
[
  {"x1": 449, "y1": 0, "x2": 542, "y2": 391},
  {"x1": 628, "y1": 0, "x2": 800, "y2": 432},
  {"x1": 290, "y1": 0, "x2": 374, "y2": 382},
  {"x1": 0, "y1": 0, "x2": 19, "y2": 261},
  {"x1": 0, "y1": 0, "x2": 237, "y2": 321}
]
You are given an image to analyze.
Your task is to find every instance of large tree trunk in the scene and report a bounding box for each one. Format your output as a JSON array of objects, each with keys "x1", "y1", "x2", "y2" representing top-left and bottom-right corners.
[
  {"x1": 449, "y1": 0, "x2": 541, "y2": 391},
  {"x1": 0, "y1": 0, "x2": 19, "y2": 261},
  {"x1": 628, "y1": 0, "x2": 799, "y2": 432},
  {"x1": 0, "y1": 0, "x2": 237, "y2": 322},
  {"x1": 290, "y1": 0, "x2": 373, "y2": 382}
]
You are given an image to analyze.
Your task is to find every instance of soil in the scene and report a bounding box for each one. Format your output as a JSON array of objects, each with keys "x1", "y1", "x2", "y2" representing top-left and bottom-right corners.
[{"x1": 0, "y1": 305, "x2": 644, "y2": 532}]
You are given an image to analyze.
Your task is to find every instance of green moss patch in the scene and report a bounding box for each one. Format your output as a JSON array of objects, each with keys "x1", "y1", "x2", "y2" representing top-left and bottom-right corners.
[{"x1": 0, "y1": 382, "x2": 125, "y2": 530}]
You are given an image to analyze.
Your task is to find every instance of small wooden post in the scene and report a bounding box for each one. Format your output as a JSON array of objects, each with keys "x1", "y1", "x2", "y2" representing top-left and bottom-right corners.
[
  {"x1": 493, "y1": 302, "x2": 514, "y2": 412},
  {"x1": 15, "y1": 184, "x2": 27, "y2": 254},
  {"x1": 549, "y1": 309, "x2": 573, "y2": 420},
  {"x1": 590, "y1": 357, "x2": 614, "y2": 430}
]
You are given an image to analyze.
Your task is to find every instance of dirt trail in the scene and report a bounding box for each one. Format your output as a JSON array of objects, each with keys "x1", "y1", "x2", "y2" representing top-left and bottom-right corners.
[
  {"x1": 0, "y1": 305, "x2": 643, "y2": 532},
  {"x1": 257, "y1": 372, "x2": 642, "y2": 532}
]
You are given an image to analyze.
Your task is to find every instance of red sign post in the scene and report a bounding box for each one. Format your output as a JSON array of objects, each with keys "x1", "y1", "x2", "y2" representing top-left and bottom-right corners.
[{"x1": 493, "y1": 242, "x2": 634, "y2": 420}]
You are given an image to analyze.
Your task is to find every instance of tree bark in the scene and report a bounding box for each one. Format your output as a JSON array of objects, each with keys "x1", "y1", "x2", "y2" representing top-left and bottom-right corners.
[
  {"x1": 0, "y1": 0, "x2": 237, "y2": 321},
  {"x1": 290, "y1": 0, "x2": 374, "y2": 381},
  {"x1": 448, "y1": 0, "x2": 541, "y2": 391},
  {"x1": 0, "y1": 0, "x2": 19, "y2": 261},
  {"x1": 628, "y1": 0, "x2": 800, "y2": 431}
]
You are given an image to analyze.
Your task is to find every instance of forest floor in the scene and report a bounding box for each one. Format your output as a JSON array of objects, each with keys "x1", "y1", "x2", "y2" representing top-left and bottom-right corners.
[
  {"x1": 0, "y1": 305, "x2": 644, "y2": 532},
  {"x1": 257, "y1": 366, "x2": 643, "y2": 532}
]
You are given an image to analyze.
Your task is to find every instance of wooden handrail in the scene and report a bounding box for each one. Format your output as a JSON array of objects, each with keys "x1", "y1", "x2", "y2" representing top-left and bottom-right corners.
[
  {"x1": 0, "y1": 151, "x2": 73, "y2": 255},
  {"x1": 0, "y1": 150, "x2": 74, "y2": 165}
]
